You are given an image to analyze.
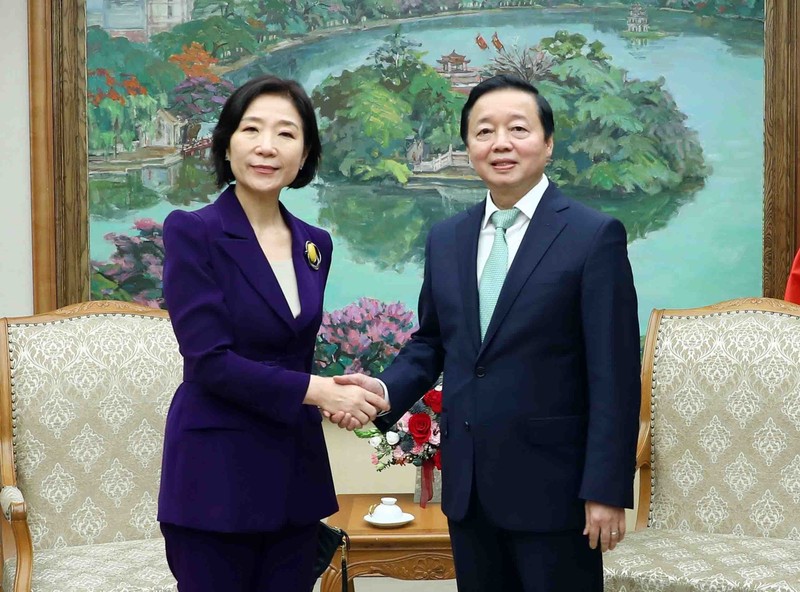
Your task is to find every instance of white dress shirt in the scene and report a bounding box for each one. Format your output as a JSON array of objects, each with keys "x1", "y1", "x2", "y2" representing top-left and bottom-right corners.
[
  {"x1": 477, "y1": 174, "x2": 549, "y2": 283},
  {"x1": 376, "y1": 175, "x2": 550, "y2": 410},
  {"x1": 270, "y1": 259, "x2": 301, "y2": 319}
]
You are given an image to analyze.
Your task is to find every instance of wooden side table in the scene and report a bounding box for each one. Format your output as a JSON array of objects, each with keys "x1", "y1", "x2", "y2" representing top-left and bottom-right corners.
[{"x1": 320, "y1": 493, "x2": 455, "y2": 592}]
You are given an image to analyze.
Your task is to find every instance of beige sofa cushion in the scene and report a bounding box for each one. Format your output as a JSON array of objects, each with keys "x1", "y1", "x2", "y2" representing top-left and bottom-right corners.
[
  {"x1": 604, "y1": 528, "x2": 800, "y2": 591},
  {"x1": 3, "y1": 537, "x2": 176, "y2": 592}
]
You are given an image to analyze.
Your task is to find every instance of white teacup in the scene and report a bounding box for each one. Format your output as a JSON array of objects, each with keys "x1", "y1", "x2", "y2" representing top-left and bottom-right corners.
[{"x1": 369, "y1": 497, "x2": 404, "y2": 521}]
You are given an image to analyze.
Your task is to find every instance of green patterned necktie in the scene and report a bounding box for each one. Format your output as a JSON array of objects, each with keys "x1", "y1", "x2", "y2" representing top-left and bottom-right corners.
[{"x1": 479, "y1": 207, "x2": 520, "y2": 340}]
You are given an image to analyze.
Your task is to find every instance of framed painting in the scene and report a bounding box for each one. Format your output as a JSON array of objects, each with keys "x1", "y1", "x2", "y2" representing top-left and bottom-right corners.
[{"x1": 28, "y1": 1, "x2": 799, "y2": 345}]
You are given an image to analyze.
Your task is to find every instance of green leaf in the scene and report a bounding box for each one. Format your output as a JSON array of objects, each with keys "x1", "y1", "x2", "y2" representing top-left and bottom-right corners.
[
  {"x1": 354, "y1": 428, "x2": 381, "y2": 438},
  {"x1": 575, "y1": 95, "x2": 642, "y2": 133},
  {"x1": 551, "y1": 56, "x2": 618, "y2": 90}
]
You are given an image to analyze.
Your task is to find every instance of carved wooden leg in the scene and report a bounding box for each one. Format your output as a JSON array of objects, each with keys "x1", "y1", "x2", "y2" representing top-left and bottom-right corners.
[{"x1": 320, "y1": 566, "x2": 356, "y2": 592}]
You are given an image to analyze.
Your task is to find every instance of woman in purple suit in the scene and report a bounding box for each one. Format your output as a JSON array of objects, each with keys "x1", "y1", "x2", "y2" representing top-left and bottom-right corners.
[{"x1": 157, "y1": 75, "x2": 388, "y2": 592}]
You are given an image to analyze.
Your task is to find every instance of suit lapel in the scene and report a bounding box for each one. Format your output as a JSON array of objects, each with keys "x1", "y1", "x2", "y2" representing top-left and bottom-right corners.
[
  {"x1": 456, "y1": 202, "x2": 485, "y2": 355},
  {"x1": 479, "y1": 185, "x2": 568, "y2": 354},
  {"x1": 214, "y1": 187, "x2": 297, "y2": 332}
]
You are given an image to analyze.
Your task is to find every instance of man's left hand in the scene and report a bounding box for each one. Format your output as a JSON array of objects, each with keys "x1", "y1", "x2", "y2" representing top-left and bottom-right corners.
[{"x1": 583, "y1": 501, "x2": 625, "y2": 552}]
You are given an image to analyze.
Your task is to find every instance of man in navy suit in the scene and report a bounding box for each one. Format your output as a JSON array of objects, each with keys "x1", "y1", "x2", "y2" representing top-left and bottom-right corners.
[{"x1": 335, "y1": 75, "x2": 641, "y2": 590}]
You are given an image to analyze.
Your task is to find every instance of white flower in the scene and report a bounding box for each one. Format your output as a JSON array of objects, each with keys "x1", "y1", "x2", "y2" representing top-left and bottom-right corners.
[
  {"x1": 386, "y1": 431, "x2": 400, "y2": 446},
  {"x1": 369, "y1": 436, "x2": 383, "y2": 448}
]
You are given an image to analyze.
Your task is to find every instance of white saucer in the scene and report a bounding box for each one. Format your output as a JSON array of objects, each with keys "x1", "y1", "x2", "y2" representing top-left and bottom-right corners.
[{"x1": 363, "y1": 512, "x2": 415, "y2": 528}]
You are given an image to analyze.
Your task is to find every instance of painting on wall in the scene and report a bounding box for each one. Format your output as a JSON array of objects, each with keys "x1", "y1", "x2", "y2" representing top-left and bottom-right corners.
[{"x1": 84, "y1": 0, "x2": 765, "y2": 374}]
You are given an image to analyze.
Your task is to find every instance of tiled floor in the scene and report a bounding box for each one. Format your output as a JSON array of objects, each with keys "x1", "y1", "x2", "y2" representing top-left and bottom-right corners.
[{"x1": 314, "y1": 577, "x2": 457, "y2": 591}]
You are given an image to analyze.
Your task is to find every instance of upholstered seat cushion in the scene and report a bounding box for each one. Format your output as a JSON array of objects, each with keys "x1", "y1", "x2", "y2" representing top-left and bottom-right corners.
[
  {"x1": 604, "y1": 528, "x2": 800, "y2": 591},
  {"x1": 2, "y1": 537, "x2": 176, "y2": 592}
]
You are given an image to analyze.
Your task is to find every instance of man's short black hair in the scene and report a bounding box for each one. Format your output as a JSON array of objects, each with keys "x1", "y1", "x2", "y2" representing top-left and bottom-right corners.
[
  {"x1": 460, "y1": 74, "x2": 555, "y2": 144},
  {"x1": 211, "y1": 75, "x2": 322, "y2": 189}
]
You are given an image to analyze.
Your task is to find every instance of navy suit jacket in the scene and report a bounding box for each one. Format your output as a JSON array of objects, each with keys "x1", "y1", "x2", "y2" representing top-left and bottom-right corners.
[
  {"x1": 377, "y1": 183, "x2": 641, "y2": 532},
  {"x1": 157, "y1": 187, "x2": 338, "y2": 533}
]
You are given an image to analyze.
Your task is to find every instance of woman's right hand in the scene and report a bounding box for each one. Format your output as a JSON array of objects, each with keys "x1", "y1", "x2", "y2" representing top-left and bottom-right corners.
[{"x1": 304, "y1": 376, "x2": 389, "y2": 429}]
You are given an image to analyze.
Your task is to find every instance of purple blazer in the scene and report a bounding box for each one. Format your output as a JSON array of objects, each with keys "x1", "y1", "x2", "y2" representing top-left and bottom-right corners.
[{"x1": 157, "y1": 187, "x2": 338, "y2": 533}]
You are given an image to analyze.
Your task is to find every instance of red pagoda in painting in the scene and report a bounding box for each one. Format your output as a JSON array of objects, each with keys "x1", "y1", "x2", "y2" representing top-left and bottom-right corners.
[{"x1": 436, "y1": 49, "x2": 482, "y2": 94}]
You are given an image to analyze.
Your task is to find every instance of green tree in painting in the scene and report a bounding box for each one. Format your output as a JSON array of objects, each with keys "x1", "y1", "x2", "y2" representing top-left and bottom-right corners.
[
  {"x1": 241, "y1": 0, "x2": 293, "y2": 33},
  {"x1": 87, "y1": 27, "x2": 183, "y2": 95},
  {"x1": 341, "y1": 0, "x2": 398, "y2": 21},
  {"x1": 656, "y1": 0, "x2": 763, "y2": 18},
  {"x1": 316, "y1": 70, "x2": 415, "y2": 183},
  {"x1": 551, "y1": 0, "x2": 762, "y2": 18},
  {"x1": 87, "y1": 70, "x2": 157, "y2": 155},
  {"x1": 86, "y1": 27, "x2": 182, "y2": 155},
  {"x1": 488, "y1": 31, "x2": 708, "y2": 195},
  {"x1": 150, "y1": 16, "x2": 259, "y2": 63},
  {"x1": 313, "y1": 29, "x2": 463, "y2": 184},
  {"x1": 191, "y1": 0, "x2": 246, "y2": 19},
  {"x1": 286, "y1": 0, "x2": 332, "y2": 30}
]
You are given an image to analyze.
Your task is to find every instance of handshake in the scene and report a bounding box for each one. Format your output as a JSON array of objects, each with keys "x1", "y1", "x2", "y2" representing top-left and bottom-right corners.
[{"x1": 306, "y1": 373, "x2": 390, "y2": 431}]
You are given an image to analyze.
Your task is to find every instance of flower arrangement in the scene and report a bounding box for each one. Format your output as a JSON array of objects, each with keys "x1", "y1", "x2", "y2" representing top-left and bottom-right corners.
[{"x1": 355, "y1": 384, "x2": 442, "y2": 507}]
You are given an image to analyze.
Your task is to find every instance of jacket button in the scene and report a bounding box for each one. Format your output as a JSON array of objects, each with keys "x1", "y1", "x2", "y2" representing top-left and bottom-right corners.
[
  {"x1": 475, "y1": 366, "x2": 486, "y2": 377},
  {"x1": 464, "y1": 421, "x2": 471, "y2": 431}
]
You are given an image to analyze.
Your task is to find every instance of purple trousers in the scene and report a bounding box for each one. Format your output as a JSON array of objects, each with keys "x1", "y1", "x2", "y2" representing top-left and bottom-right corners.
[{"x1": 161, "y1": 521, "x2": 319, "y2": 592}]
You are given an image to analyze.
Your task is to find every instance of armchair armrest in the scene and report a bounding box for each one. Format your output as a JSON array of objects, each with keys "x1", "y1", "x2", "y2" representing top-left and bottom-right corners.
[
  {"x1": 635, "y1": 419, "x2": 651, "y2": 470},
  {"x1": 634, "y1": 420, "x2": 652, "y2": 531},
  {"x1": 0, "y1": 485, "x2": 34, "y2": 592},
  {"x1": 0, "y1": 486, "x2": 24, "y2": 521}
]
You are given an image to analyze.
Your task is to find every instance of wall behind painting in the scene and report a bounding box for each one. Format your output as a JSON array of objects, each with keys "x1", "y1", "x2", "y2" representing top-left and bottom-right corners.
[{"x1": 0, "y1": 0, "x2": 33, "y2": 317}]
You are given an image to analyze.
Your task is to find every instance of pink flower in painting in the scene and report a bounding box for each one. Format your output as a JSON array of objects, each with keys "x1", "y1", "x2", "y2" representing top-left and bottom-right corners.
[
  {"x1": 134, "y1": 218, "x2": 157, "y2": 232},
  {"x1": 345, "y1": 328, "x2": 364, "y2": 350},
  {"x1": 92, "y1": 218, "x2": 165, "y2": 308},
  {"x1": 314, "y1": 297, "x2": 417, "y2": 377}
]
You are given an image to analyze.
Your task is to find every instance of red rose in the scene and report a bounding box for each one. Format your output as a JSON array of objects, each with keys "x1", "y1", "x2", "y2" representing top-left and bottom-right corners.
[
  {"x1": 433, "y1": 450, "x2": 442, "y2": 470},
  {"x1": 423, "y1": 388, "x2": 443, "y2": 413},
  {"x1": 408, "y1": 412, "x2": 432, "y2": 444}
]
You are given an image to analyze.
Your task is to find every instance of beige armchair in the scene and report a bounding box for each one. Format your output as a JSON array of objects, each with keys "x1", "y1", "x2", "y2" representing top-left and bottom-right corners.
[
  {"x1": 0, "y1": 301, "x2": 180, "y2": 591},
  {"x1": 604, "y1": 297, "x2": 800, "y2": 591}
]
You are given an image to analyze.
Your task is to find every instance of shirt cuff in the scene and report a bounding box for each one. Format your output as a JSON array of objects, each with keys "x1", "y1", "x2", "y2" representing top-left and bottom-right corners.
[{"x1": 375, "y1": 378, "x2": 390, "y2": 416}]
